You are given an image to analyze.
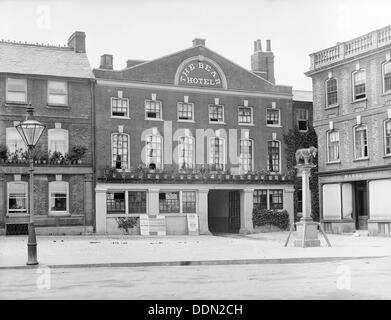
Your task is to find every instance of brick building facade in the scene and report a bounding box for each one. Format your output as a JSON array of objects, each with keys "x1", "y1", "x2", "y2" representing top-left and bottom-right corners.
[
  {"x1": 0, "y1": 32, "x2": 95, "y2": 235},
  {"x1": 93, "y1": 38, "x2": 295, "y2": 235},
  {"x1": 306, "y1": 24, "x2": 391, "y2": 236}
]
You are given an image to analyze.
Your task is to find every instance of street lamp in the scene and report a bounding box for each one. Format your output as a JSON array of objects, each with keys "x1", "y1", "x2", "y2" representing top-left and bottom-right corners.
[{"x1": 15, "y1": 103, "x2": 46, "y2": 265}]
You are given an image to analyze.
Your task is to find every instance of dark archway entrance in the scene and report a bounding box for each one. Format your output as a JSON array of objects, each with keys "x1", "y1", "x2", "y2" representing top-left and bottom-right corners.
[{"x1": 208, "y1": 190, "x2": 240, "y2": 233}]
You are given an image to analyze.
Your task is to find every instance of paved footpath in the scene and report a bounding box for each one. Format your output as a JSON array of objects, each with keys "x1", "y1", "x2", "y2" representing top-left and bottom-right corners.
[{"x1": 1, "y1": 232, "x2": 391, "y2": 268}]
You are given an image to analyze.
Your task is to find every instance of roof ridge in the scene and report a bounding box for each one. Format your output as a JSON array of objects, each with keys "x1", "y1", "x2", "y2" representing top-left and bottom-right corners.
[{"x1": 0, "y1": 39, "x2": 71, "y2": 50}]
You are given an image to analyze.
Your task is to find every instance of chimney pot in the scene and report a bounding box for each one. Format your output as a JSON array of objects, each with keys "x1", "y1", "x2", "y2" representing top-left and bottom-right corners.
[
  {"x1": 266, "y1": 40, "x2": 271, "y2": 52},
  {"x1": 100, "y1": 54, "x2": 113, "y2": 70},
  {"x1": 254, "y1": 39, "x2": 262, "y2": 52},
  {"x1": 192, "y1": 38, "x2": 206, "y2": 47}
]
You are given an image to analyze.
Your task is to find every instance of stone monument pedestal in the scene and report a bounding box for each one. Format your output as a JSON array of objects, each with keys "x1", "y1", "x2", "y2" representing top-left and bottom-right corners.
[{"x1": 294, "y1": 163, "x2": 320, "y2": 248}]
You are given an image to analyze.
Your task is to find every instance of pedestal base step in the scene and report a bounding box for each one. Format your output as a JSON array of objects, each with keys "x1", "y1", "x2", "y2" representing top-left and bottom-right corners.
[{"x1": 294, "y1": 239, "x2": 321, "y2": 247}]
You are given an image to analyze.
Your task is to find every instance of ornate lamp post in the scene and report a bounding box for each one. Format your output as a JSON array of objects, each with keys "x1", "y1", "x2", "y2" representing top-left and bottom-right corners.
[{"x1": 15, "y1": 104, "x2": 46, "y2": 265}]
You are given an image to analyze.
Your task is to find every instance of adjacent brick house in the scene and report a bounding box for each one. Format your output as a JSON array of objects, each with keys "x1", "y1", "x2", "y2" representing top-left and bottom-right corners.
[
  {"x1": 0, "y1": 31, "x2": 95, "y2": 235},
  {"x1": 93, "y1": 38, "x2": 295, "y2": 235},
  {"x1": 306, "y1": 24, "x2": 391, "y2": 235}
]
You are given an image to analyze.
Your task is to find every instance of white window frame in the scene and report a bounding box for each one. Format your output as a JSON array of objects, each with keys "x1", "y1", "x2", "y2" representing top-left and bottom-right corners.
[
  {"x1": 177, "y1": 101, "x2": 194, "y2": 122},
  {"x1": 6, "y1": 78, "x2": 27, "y2": 104},
  {"x1": 177, "y1": 135, "x2": 195, "y2": 170},
  {"x1": 145, "y1": 99, "x2": 163, "y2": 120},
  {"x1": 267, "y1": 140, "x2": 281, "y2": 174},
  {"x1": 47, "y1": 80, "x2": 68, "y2": 106},
  {"x1": 111, "y1": 97, "x2": 130, "y2": 118},
  {"x1": 325, "y1": 78, "x2": 338, "y2": 108},
  {"x1": 48, "y1": 181, "x2": 70, "y2": 215},
  {"x1": 382, "y1": 61, "x2": 391, "y2": 94},
  {"x1": 327, "y1": 130, "x2": 340, "y2": 163},
  {"x1": 239, "y1": 138, "x2": 254, "y2": 173},
  {"x1": 238, "y1": 106, "x2": 254, "y2": 125},
  {"x1": 7, "y1": 181, "x2": 28, "y2": 215},
  {"x1": 111, "y1": 133, "x2": 130, "y2": 170},
  {"x1": 208, "y1": 104, "x2": 225, "y2": 124},
  {"x1": 208, "y1": 136, "x2": 226, "y2": 170},
  {"x1": 296, "y1": 108, "x2": 309, "y2": 132},
  {"x1": 353, "y1": 124, "x2": 369, "y2": 160},
  {"x1": 48, "y1": 128, "x2": 69, "y2": 155},
  {"x1": 266, "y1": 108, "x2": 281, "y2": 127},
  {"x1": 145, "y1": 134, "x2": 164, "y2": 169},
  {"x1": 158, "y1": 190, "x2": 197, "y2": 214},
  {"x1": 384, "y1": 119, "x2": 391, "y2": 156},
  {"x1": 6, "y1": 127, "x2": 27, "y2": 156},
  {"x1": 106, "y1": 189, "x2": 148, "y2": 216},
  {"x1": 352, "y1": 69, "x2": 367, "y2": 101}
]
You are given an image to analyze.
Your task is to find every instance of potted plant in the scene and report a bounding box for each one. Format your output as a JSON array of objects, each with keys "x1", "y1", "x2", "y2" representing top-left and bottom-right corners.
[
  {"x1": 0, "y1": 144, "x2": 8, "y2": 163},
  {"x1": 69, "y1": 145, "x2": 87, "y2": 164},
  {"x1": 49, "y1": 151, "x2": 63, "y2": 164}
]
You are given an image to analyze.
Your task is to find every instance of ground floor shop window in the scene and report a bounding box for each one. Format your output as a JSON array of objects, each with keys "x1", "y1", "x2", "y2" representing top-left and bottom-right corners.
[
  {"x1": 253, "y1": 190, "x2": 267, "y2": 210},
  {"x1": 107, "y1": 191, "x2": 126, "y2": 214},
  {"x1": 269, "y1": 190, "x2": 283, "y2": 210},
  {"x1": 159, "y1": 190, "x2": 197, "y2": 214},
  {"x1": 128, "y1": 191, "x2": 147, "y2": 214},
  {"x1": 253, "y1": 189, "x2": 283, "y2": 210},
  {"x1": 7, "y1": 181, "x2": 28, "y2": 214},
  {"x1": 49, "y1": 181, "x2": 69, "y2": 214},
  {"x1": 107, "y1": 190, "x2": 147, "y2": 214}
]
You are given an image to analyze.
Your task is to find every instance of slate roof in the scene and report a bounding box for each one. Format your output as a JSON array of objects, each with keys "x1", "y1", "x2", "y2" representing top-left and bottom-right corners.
[
  {"x1": 0, "y1": 41, "x2": 94, "y2": 79},
  {"x1": 292, "y1": 90, "x2": 313, "y2": 102}
]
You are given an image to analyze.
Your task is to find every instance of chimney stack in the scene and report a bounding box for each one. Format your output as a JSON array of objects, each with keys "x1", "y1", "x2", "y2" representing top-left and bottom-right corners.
[
  {"x1": 67, "y1": 31, "x2": 86, "y2": 53},
  {"x1": 100, "y1": 54, "x2": 113, "y2": 70},
  {"x1": 192, "y1": 38, "x2": 206, "y2": 47},
  {"x1": 251, "y1": 39, "x2": 275, "y2": 84}
]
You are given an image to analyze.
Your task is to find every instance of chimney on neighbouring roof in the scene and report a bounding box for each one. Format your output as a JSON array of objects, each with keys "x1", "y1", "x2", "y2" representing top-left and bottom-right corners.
[
  {"x1": 67, "y1": 31, "x2": 86, "y2": 53},
  {"x1": 251, "y1": 39, "x2": 275, "y2": 84},
  {"x1": 192, "y1": 38, "x2": 206, "y2": 47},
  {"x1": 100, "y1": 54, "x2": 113, "y2": 70}
]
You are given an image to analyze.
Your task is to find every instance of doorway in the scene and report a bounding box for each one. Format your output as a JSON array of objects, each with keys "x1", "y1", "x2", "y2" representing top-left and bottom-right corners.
[
  {"x1": 353, "y1": 181, "x2": 368, "y2": 230},
  {"x1": 208, "y1": 190, "x2": 240, "y2": 233}
]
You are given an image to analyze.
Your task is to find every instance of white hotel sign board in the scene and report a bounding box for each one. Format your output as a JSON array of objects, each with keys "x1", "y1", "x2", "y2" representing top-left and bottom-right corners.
[{"x1": 187, "y1": 214, "x2": 199, "y2": 235}]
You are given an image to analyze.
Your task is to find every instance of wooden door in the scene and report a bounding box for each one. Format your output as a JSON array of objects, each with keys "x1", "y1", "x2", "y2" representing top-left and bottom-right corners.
[{"x1": 228, "y1": 191, "x2": 240, "y2": 232}]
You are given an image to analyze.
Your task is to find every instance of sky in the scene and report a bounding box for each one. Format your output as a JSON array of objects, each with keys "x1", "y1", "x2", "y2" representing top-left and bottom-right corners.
[{"x1": 1, "y1": 0, "x2": 391, "y2": 91}]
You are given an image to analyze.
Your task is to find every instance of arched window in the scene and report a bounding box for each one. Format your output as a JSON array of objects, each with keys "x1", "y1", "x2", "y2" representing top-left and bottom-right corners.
[
  {"x1": 352, "y1": 69, "x2": 366, "y2": 100},
  {"x1": 384, "y1": 119, "x2": 391, "y2": 155},
  {"x1": 145, "y1": 134, "x2": 163, "y2": 169},
  {"x1": 325, "y1": 78, "x2": 338, "y2": 107},
  {"x1": 48, "y1": 128, "x2": 68, "y2": 155},
  {"x1": 383, "y1": 61, "x2": 391, "y2": 93},
  {"x1": 327, "y1": 130, "x2": 340, "y2": 162},
  {"x1": 267, "y1": 140, "x2": 280, "y2": 173},
  {"x1": 49, "y1": 181, "x2": 69, "y2": 214},
  {"x1": 178, "y1": 136, "x2": 194, "y2": 169},
  {"x1": 239, "y1": 139, "x2": 253, "y2": 172},
  {"x1": 112, "y1": 133, "x2": 129, "y2": 170},
  {"x1": 354, "y1": 125, "x2": 368, "y2": 159}
]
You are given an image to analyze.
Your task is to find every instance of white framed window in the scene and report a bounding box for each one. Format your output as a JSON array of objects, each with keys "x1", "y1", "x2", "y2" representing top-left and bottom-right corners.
[
  {"x1": 49, "y1": 181, "x2": 69, "y2": 214},
  {"x1": 354, "y1": 124, "x2": 368, "y2": 159},
  {"x1": 146, "y1": 134, "x2": 163, "y2": 169},
  {"x1": 209, "y1": 137, "x2": 225, "y2": 170},
  {"x1": 6, "y1": 78, "x2": 27, "y2": 103},
  {"x1": 296, "y1": 109, "x2": 309, "y2": 132},
  {"x1": 383, "y1": 61, "x2": 391, "y2": 94},
  {"x1": 7, "y1": 181, "x2": 28, "y2": 214},
  {"x1": 111, "y1": 97, "x2": 129, "y2": 118},
  {"x1": 106, "y1": 190, "x2": 147, "y2": 215},
  {"x1": 325, "y1": 78, "x2": 338, "y2": 107},
  {"x1": 352, "y1": 69, "x2": 366, "y2": 100},
  {"x1": 177, "y1": 102, "x2": 194, "y2": 121},
  {"x1": 239, "y1": 138, "x2": 253, "y2": 172},
  {"x1": 208, "y1": 104, "x2": 224, "y2": 123},
  {"x1": 266, "y1": 108, "x2": 280, "y2": 126},
  {"x1": 48, "y1": 128, "x2": 69, "y2": 155},
  {"x1": 238, "y1": 106, "x2": 253, "y2": 125},
  {"x1": 48, "y1": 81, "x2": 68, "y2": 105},
  {"x1": 178, "y1": 136, "x2": 194, "y2": 169},
  {"x1": 159, "y1": 190, "x2": 196, "y2": 214},
  {"x1": 145, "y1": 100, "x2": 162, "y2": 120},
  {"x1": 6, "y1": 127, "x2": 27, "y2": 157},
  {"x1": 112, "y1": 133, "x2": 130, "y2": 170},
  {"x1": 327, "y1": 130, "x2": 340, "y2": 162},
  {"x1": 384, "y1": 120, "x2": 391, "y2": 156},
  {"x1": 267, "y1": 140, "x2": 280, "y2": 173}
]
